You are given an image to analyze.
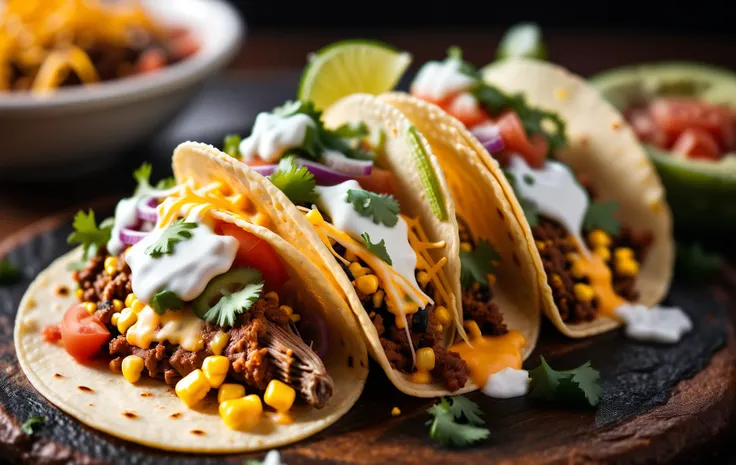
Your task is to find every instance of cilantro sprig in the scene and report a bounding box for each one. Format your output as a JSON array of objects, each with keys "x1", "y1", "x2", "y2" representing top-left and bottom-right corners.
[
  {"x1": 346, "y1": 189, "x2": 400, "y2": 227},
  {"x1": 201, "y1": 269, "x2": 264, "y2": 328},
  {"x1": 268, "y1": 156, "x2": 317, "y2": 204},
  {"x1": 21, "y1": 416, "x2": 46, "y2": 435},
  {"x1": 460, "y1": 239, "x2": 500, "y2": 289},
  {"x1": 583, "y1": 200, "x2": 621, "y2": 235},
  {"x1": 149, "y1": 290, "x2": 184, "y2": 315},
  {"x1": 223, "y1": 134, "x2": 242, "y2": 159},
  {"x1": 67, "y1": 210, "x2": 114, "y2": 261},
  {"x1": 427, "y1": 396, "x2": 489, "y2": 447},
  {"x1": 145, "y1": 219, "x2": 197, "y2": 258},
  {"x1": 0, "y1": 258, "x2": 22, "y2": 285},
  {"x1": 133, "y1": 162, "x2": 175, "y2": 196},
  {"x1": 361, "y1": 233, "x2": 392, "y2": 265},
  {"x1": 529, "y1": 356, "x2": 602, "y2": 407}
]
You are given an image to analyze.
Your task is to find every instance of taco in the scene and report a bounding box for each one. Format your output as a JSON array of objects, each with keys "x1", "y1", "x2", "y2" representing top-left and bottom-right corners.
[
  {"x1": 14, "y1": 166, "x2": 368, "y2": 452},
  {"x1": 175, "y1": 93, "x2": 539, "y2": 397},
  {"x1": 407, "y1": 51, "x2": 673, "y2": 338}
]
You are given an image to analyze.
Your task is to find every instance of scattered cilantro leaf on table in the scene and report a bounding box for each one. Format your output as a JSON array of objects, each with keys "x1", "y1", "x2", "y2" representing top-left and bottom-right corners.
[
  {"x1": 583, "y1": 200, "x2": 621, "y2": 235},
  {"x1": 529, "y1": 356, "x2": 602, "y2": 407},
  {"x1": 269, "y1": 156, "x2": 317, "y2": 204},
  {"x1": 460, "y1": 239, "x2": 500, "y2": 289},
  {"x1": 346, "y1": 189, "x2": 399, "y2": 226},
  {"x1": 149, "y1": 290, "x2": 184, "y2": 315},
  {"x1": 145, "y1": 219, "x2": 197, "y2": 258},
  {"x1": 21, "y1": 416, "x2": 46, "y2": 435},
  {"x1": 361, "y1": 233, "x2": 392, "y2": 265},
  {"x1": 0, "y1": 258, "x2": 22, "y2": 284},
  {"x1": 67, "y1": 209, "x2": 113, "y2": 260},
  {"x1": 427, "y1": 396, "x2": 489, "y2": 447}
]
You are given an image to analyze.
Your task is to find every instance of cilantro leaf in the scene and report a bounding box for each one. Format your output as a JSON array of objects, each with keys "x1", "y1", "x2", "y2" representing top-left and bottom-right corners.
[
  {"x1": 460, "y1": 239, "x2": 500, "y2": 289},
  {"x1": 675, "y1": 242, "x2": 723, "y2": 282},
  {"x1": 21, "y1": 416, "x2": 46, "y2": 435},
  {"x1": 202, "y1": 270, "x2": 264, "y2": 328},
  {"x1": 583, "y1": 200, "x2": 621, "y2": 235},
  {"x1": 346, "y1": 189, "x2": 400, "y2": 227},
  {"x1": 268, "y1": 156, "x2": 317, "y2": 204},
  {"x1": 149, "y1": 290, "x2": 184, "y2": 315},
  {"x1": 145, "y1": 219, "x2": 197, "y2": 258},
  {"x1": 529, "y1": 356, "x2": 602, "y2": 407},
  {"x1": 0, "y1": 258, "x2": 22, "y2": 284},
  {"x1": 67, "y1": 210, "x2": 113, "y2": 260},
  {"x1": 361, "y1": 233, "x2": 392, "y2": 265},
  {"x1": 155, "y1": 177, "x2": 176, "y2": 189},
  {"x1": 223, "y1": 134, "x2": 242, "y2": 159},
  {"x1": 427, "y1": 397, "x2": 489, "y2": 447},
  {"x1": 134, "y1": 162, "x2": 175, "y2": 195}
]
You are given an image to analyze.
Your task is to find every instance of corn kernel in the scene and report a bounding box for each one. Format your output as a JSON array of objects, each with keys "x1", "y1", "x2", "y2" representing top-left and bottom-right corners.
[
  {"x1": 614, "y1": 247, "x2": 634, "y2": 262},
  {"x1": 209, "y1": 331, "x2": 229, "y2": 356},
  {"x1": 534, "y1": 240, "x2": 545, "y2": 251},
  {"x1": 464, "y1": 320, "x2": 482, "y2": 340},
  {"x1": 372, "y1": 290, "x2": 385, "y2": 308},
  {"x1": 125, "y1": 293, "x2": 136, "y2": 308},
  {"x1": 111, "y1": 313, "x2": 120, "y2": 326},
  {"x1": 279, "y1": 305, "x2": 293, "y2": 317},
  {"x1": 290, "y1": 314, "x2": 301, "y2": 323},
  {"x1": 264, "y1": 291, "x2": 279, "y2": 306},
  {"x1": 570, "y1": 261, "x2": 587, "y2": 279},
  {"x1": 105, "y1": 265, "x2": 117, "y2": 276},
  {"x1": 112, "y1": 299, "x2": 124, "y2": 312},
  {"x1": 104, "y1": 256, "x2": 118, "y2": 271},
  {"x1": 117, "y1": 307, "x2": 138, "y2": 333},
  {"x1": 202, "y1": 355, "x2": 230, "y2": 388},
  {"x1": 264, "y1": 379, "x2": 296, "y2": 413},
  {"x1": 416, "y1": 271, "x2": 431, "y2": 287},
  {"x1": 83, "y1": 302, "x2": 97, "y2": 314},
  {"x1": 131, "y1": 299, "x2": 145, "y2": 313},
  {"x1": 75, "y1": 288, "x2": 84, "y2": 299},
  {"x1": 565, "y1": 252, "x2": 578, "y2": 263},
  {"x1": 108, "y1": 359, "x2": 120, "y2": 373},
  {"x1": 219, "y1": 395, "x2": 262, "y2": 430},
  {"x1": 592, "y1": 247, "x2": 609, "y2": 262},
  {"x1": 409, "y1": 370, "x2": 432, "y2": 384},
  {"x1": 616, "y1": 259, "x2": 639, "y2": 277},
  {"x1": 416, "y1": 347, "x2": 436, "y2": 371},
  {"x1": 122, "y1": 355, "x2": 144, "y2": 383},
  {"x1": 550, "y1": 274, "x2": 563, "y2": 289},
  {"x1": 391, "y1": 407, "x2": 401, "y2": 416},
  {"x1": 344, "y1": 250, "x2": 358, "y2": 262},
  {"x1": 175, "y1": 369, "x2": 211, "y2": 408},
  {"x1": 487, "y1": 274, "x2": 496, "y2": 287},
  {"x1": 218, "y1": 383, "x2": 245, "y2": 403},
  {"x1": 356, "y1": 274, "x2": 379, "y2": 295},
  {"x1": 348, "y1": 262, "x2": 368, "y2": 278},
  {"x1": 573, "y1": 283, "x2": 595, "y2": 303},
  {"x1": 434, "y1": 306, "x2": 452, "y2": 326},
  {"x1": 588, "y1": 230, "x2": 611, "y2": 248},
  {"x1": 460, "y1": 242, "x2": 472, "y2": 252}
]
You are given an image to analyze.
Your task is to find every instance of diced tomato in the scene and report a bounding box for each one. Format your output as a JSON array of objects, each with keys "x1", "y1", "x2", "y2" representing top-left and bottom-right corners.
[
  {"x1": 136, "y1": 48, "x2": 167, "y2": 74},
  {"x1": 244, "y1": 158, "x2": 273, "y2": 167},
  {"x1": 496, "y1": 111, "x2": 548, "y2": 168},
  {"x1": 217, "y1": 222, "x2": 289, "y2": 289},
  {"x1": 60, "y1": 304, "x2": 110, "y2": 361},
  {"x1": 169, "y1": 33, "x2": 200, "y2": 60},
  {"x1": 440, "y1": 93, "x2": 492, "y2": 128},
  {"x1": 628, "y1": 107, "x2": 671, "y2": 148},
  {"x1": 355, "y1": 167, "x2": 396, "y2": 196},
  {"x1": 42, "y1": 324, "x2": 62, "y2": 344},
  {"x1": 649, "y1": 98, "x2": 733, "y2": 150},
  {"x1": 671, "y1": 128, "x2": 721, "y2": 161}
]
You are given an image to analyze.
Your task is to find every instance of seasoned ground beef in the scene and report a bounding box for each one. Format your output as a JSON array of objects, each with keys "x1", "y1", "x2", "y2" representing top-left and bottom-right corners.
[
  {"x1": 462, "y1": 286, "x2": 507, "y2": 336},
  {"x1": 73, "y1": 250, "x2": 132, "y2": 303}
]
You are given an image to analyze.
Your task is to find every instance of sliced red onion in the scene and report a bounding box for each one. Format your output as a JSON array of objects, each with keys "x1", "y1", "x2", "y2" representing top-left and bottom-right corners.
[
  {"x1": 136, "y1": 197, "x2": 158, "y2": 223},
  {"x1": 322, "y1": 150, "x2": 373, "y2": 176},
  {"x1": 120, "y1": 228, "x2": 148, "y2": 246},
  {"x1": 250, "y1": 158, "x2": 355, "y2": 186},
  {"x1": 249, "y1": 164, "x2": 278, "y2": 176},
  {"x1": 472, "y1": 124, "x2": 505, "y2": 154}
]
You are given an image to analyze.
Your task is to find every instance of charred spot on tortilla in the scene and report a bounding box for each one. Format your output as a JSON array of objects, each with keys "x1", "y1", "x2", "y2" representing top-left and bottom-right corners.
[
  {"x1": 88, "y1": 403, "x2": 94, "y2": 407},
  {"x1": 512, "y1": 253, "x2": 521, "y2": 267},
  {"x1": 77, "y1": 386, "x2": 93, "y2": 393},
  {"x1": 53, "y1": 373, "x2": 64, "y2": 378},
  {"x1": 140, "y1": 392, "x2": 153, "y2": 398},
  {"x1": 54, "y1": 285, "x2": 69, "y2": 297},
  {"x1": 122, "y1": 411, "x2": 137, "y2": 419},
  {"x1": 347, "y1": 356, "x2": 354, "y2": 368},
  {"x1": 190, "y1": 429, "x2": 206, "y2": 436},
  {"x1": 169, "y1": 412, "x2": 182, "y2": 419}
]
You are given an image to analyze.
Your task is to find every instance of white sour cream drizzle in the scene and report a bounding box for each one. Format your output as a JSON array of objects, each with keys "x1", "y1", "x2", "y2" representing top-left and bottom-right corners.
[
  {"x1": 315, "y1": 180, "x2": 428, "y2": 301},
  {"x1": 262, "y1": 450, "x2": 284, "y2": 465},
  {"x1": 239, "y1": 112, "x2": 315, "y2": 163},
  {"x1": 107, "y1": 197, "x2": 140, "y2": 256},
  {"x1": 410, "y1": 58, "x2": 476, "y2": 101},
  {"x1": 482, "y1": 368, "x2": 530, "y2": 399},
  {"x1": 506, "y1": 155, "x2": 589, "y2": 253},
  {"x1": 614, "y1": 304, "x2": 693, "y2": 344}
]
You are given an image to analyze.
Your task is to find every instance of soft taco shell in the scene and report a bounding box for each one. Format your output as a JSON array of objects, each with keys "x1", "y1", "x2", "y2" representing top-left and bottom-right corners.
[
  {"x1": 378, "y1": 92, "x2": 540, "y2": 364},
  {"x1": 481, "y1": 58, "x2": 674, "y2": 338},
  {"x1": 14, "y1": 212, "x2": 368, "y2": 453},
  {"x1": 174, "y1": 93, "x2": 466, "y2": 397}
]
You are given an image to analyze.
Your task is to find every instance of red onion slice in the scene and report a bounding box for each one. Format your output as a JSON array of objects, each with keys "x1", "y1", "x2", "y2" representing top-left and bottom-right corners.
[
  {"x1": 120, "y1": 228, "x2": 148, "y2": 246},
  {"x1": 322, "y1": 150, "x2": 373, "y2": 176},
  {"x1": 136, "y1": 197, "x2": 158, "y2": 223},
  {"x1": 472, "y1": 124, "x2": 505, "y2": 154}
]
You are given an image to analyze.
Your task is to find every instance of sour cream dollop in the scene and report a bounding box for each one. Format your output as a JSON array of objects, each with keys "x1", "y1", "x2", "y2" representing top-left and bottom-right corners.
[
  {"x1": 239, "y1": 112, "x2": 315, "y2": 163},
  {"x1": 411, "y1": 59, "x2": 476, "y2": 101},
  {"x1": 614, "y1": 304, "x2": 693, "y2": 344},
  {"x1": 482, "y1": 367, "x2": 530, "y2": 399}
]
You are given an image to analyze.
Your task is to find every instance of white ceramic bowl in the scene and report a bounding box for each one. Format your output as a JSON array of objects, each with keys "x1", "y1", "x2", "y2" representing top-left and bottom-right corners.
[{"x1": 0, "y1": 0, "x2": 245, "y2": 179}]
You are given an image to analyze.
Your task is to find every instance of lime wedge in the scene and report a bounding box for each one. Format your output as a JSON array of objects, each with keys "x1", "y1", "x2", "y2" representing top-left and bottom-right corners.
[
  {"x1": 496, "y1": 23, "x2": 547, "y2": 61},
  {"x1": 298, "y1": 40, "x2": 412, "y2": 110}
]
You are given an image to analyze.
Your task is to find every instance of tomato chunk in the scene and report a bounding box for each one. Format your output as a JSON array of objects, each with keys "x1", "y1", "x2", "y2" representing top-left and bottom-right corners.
[
  {"x1": 671, "y1": 128, "x2": 721, "y2": 161},
  {"x1": 439, "y1": 93, "x2": 492, "y2": 128},
  {"x1": 496, "y1": 111, "x2": 548, "y2": 168},
  {"x1": 649, "y1": 98, "x2": 733, "y2": 150},
  {"x1": 42, "y1": 324, "x2": 62, "y2": 344},
  {"x1": 217, "y1": 222, "x2": 289, "y2": 289},
  {"x1": 60, "y1": 304, "x2": 110, "y2": 361},
  {"x1": 355, "y1": 167, "x2": 396, "y2": 196}
]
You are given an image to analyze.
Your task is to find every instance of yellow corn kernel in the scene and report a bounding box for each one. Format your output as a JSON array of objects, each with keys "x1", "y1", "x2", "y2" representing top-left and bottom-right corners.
[
  {"x1": 111, "y1": 313, "x2": 120, "y2": 326},
  {"x1": 344, "y1": 250, "x2": 358, "y2": 262},
  {"x1": 202, "y1": 355, "x2": 230, "y2": 388},
  {"x1": 616, "y1": 259, "x2": 639, "y2": 277},
  {"x1": 108, "y1": 359, "x2": 119, "y2": 373},
  {"x1": 75, "y1": 288, "x2": 84, "y2": 299},
  {"x1": 209, "y1": 331, "x2": 230, "y2": 356},
  {"x1": 391, "y1": 407, "x2": 401, "y2": 416},
  {"x1": 434, "y1": 306, "x2": 452, "y2": 326},
  {"x1": 565, "y1": 252, "x2": 578, "y2": 263},
  {"x1": 279, "y1": 305, "x2": 293, "y2": 317},
  {"x1": 550, "y1": 274, "x2": 563, "y2": 289},
  {"x1": 263, "y1": 291, "x2": 279, "y2": 306},
  {"x1": 117, "y1": 307, "x2": 138, "y2": 334},
  {"x1": 570, "y1": 261, "x2": 587, "y2": 279},
  {"x1": 83, "y1": 302, "x2": 97, "y2": 314},
  {"x1": 290, "y1": 314, "x2": 301, "y2": 323},
  {"x1": 573, "y1": 283, "x2": 595, "y2": 303},
  {"x1": 104, "y1": 256, "x2": 118, "y2": 271},
  {"x1": 348, "y1": 262, "x2": 368, "y2": 278},
  {"x1": 487, "y1": 274, "x2": 496, "y2": 287},
  {"x1": 416, "y1": 271, "x2": 431, "y2": 287},
  {"x1": 594, "y1": 247, "x2": 611, "y2": 262},
  {"x1": 409, "y1": 370, "x2": 432, "y2": 384},
  {"x1": 131, "y1": 299, "x2": 146, "y2": 313},
  {"x1": 356, "y1": 274, "x2": 379, "y2": 295},
  {"x1": 264, "y1": 379, "x2": 296, "y2": 412},
  {"x1": 460, "y1": 242, "x2": 472, "y2": 252},
  {"x1": 175, "y1": 369, "x2": 211, "y2": 408},
  {"x1": 219, "y1": 395, "x2": 262, "y2": 430},
  {"x1": 614, "y1": 247, "x2": 634, "y2": 262},
  {"x1": 464, "y1": 320, "x2": 482, "y2": 341},
  {"x1": 125, "y1": 293, "x2": 136, "y2": 308},
  {"x1": 112, "y1": 299, "x2": 124, "y2": 311},
  {"x1": 218, "y1": 383, "x2": 245, "y2": 403},
  {"x1": 122, "y1": 355, "x2": 145, "y2": 384},
  {"x1": 588, "y1": 229, "x2": 611, "y2": 248},
  {"x1": 416, "y1": 347, "x2": 436, "y2": 371},
  {"x1": 372, "y1": 290, "x2": 385, "y2": 308},
  {"x1": 105, "y1": 265, "x2": 116, "y2": 276},
  {"x1": 535, "y1": 240, "x2": 546, "y2": 251}
]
